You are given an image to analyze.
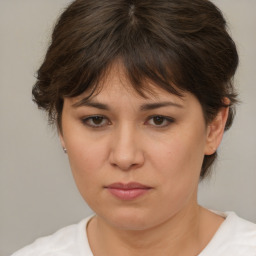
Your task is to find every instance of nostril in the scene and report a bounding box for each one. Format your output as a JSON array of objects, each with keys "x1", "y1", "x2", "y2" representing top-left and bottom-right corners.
[{"x1": 109, "y1": 150, "x2": 145, "y2": 171}]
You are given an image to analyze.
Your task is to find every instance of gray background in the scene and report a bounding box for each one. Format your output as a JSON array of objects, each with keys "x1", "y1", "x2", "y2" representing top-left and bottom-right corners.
[{"x1": 0, "y1": 1, "x2": 255, "y2": 255}]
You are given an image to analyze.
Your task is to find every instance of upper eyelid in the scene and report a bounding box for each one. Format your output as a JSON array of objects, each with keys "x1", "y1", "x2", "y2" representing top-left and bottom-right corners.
[
  {"x1": 147, "y1": 114, "x2": 174, "y2": 120},
  {"x1": 82, "y1": 114, "x2": 108, "y2": 120},
  {"x1": 81, "y1": 114, "x2": 175, "y2": 121},
  {"x1": 146, "y1": 115, "x2": 175, "y2": 123},
  {"x1": 81, "y1": 114, "x2": 174, "y2": 119}
]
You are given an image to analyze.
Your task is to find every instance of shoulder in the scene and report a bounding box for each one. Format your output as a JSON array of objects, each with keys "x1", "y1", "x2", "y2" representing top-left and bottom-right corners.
[
  {"x1": 11, "y1": 216, "x2": 93, "y2": 256},
  {"x1": 201, "y1": 211, "x2": 256, "y2": 256},
  {"x1": 221, "y1": 212, "x2": 256, "y2": 243}
]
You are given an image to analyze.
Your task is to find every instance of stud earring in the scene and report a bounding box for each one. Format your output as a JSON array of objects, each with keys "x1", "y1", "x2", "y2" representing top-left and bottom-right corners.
[{"x1": 63, "y1": 148, "x2": 67, "y2": 154}]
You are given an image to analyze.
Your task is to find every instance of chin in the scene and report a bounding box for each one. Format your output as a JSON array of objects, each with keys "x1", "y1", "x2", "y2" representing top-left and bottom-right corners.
[{"x1": 97, "y1": 207, "x2": 161, "y2": 231}]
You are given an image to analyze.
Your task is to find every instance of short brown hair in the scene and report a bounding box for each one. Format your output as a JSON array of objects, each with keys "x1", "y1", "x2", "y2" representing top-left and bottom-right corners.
[{"x1": 32, "y1": 0, "x2": 239, "y2": 178}]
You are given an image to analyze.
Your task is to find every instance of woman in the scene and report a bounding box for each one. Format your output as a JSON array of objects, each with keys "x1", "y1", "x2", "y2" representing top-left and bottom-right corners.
[{"x1": 12, "y1": 0, "x2": 256, "y2": 255}]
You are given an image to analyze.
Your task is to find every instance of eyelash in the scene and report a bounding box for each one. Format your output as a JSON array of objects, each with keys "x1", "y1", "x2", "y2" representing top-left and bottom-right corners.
[
  {"x1": 81, "y1": 115, "x2": 175, "y2": 128},
  {"x1": 81, "y1": 115, "x2": 110, "y2": 128},
  {"x1": 146, "y1": 115, "x2": 175, "y2": 127}
]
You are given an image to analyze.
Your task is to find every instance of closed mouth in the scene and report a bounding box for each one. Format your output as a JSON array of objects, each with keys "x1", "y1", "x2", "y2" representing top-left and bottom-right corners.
[
  {"x1": 104, "y1": 182, "x2": 152, "y2": 200},
  {"x1": 105, "y1": 182, "x2": 152, "y2": 190}
]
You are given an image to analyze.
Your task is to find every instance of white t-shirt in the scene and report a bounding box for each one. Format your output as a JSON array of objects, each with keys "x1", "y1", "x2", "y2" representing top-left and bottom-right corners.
[{"x1": 12, "y1": 212, "x2": 256, "y2": 256}]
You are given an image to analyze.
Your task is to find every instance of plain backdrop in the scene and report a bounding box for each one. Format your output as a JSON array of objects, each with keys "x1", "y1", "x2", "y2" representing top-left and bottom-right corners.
[{"x1": 0, "y1": 1, "x2": 255, "y2": 255}]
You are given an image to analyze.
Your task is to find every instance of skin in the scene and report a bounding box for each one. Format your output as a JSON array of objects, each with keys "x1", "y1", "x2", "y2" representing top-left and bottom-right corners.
[{"x1": 60, "y1": 63, "x2": 229, "y2": 256}]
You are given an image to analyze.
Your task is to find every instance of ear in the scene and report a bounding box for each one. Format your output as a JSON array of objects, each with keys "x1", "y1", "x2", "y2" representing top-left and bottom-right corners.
[
  {"x1": 204, "y1": 103, "x2": 229, "y2": 155},
  {"x1": 59, "y1": 132, "x2": 66, "y2": 151}
]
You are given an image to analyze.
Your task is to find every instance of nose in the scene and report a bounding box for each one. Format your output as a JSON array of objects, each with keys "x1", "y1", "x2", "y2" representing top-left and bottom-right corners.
[{"x1": 109, "y1": 124, "x2": 145, "y2": 171}]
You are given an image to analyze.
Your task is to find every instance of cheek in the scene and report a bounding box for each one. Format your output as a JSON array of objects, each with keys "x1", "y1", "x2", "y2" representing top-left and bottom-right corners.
[
  {"x1": 65, "y1": 125, "x2": 108, "y2": 171},
  {"x1": 149, "y1": 128, "x2": 206, "y2": 195},
  {"x1": 151, "y1": 135, "x2": 204, "y2": 175},
  {"x1": 68, "y1": 142, "x2": 103, "y2": 173},
  {"x1": 65, "y1": 135, "x2": 109, "y2": 198}
]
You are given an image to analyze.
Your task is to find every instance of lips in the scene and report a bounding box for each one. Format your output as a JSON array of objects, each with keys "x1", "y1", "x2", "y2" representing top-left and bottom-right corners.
[{"x1": 105, "y1": 182, "x2": 152, "y2": 200}]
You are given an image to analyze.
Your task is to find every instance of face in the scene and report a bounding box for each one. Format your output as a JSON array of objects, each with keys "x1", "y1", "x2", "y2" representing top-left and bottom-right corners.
[{"x1": 60, "y1": 63, "x2": 223, "y2": 231}]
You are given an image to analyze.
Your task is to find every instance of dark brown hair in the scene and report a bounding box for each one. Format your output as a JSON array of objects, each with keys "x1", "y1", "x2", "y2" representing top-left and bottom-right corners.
[{"x1": 32, "y1": 0, "x2": 238, "y2": 178}]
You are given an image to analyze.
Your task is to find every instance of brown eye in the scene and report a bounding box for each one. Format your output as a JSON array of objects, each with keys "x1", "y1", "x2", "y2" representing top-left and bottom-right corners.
[
  {"x1": 147, "y1": 115, "x2": 174, "y2": 127},
  {"x1": 82, "y1": 116, "x2": 109, "y2": 128},
  {"x1": 153, "y1": 116, "x2": 165, "y2": 125},
  {"x1": 92, "y1": 116, "x2": 104, "y2": 125}
]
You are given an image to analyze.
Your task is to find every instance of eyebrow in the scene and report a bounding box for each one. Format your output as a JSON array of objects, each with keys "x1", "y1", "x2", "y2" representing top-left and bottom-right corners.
[
  {"x1": 72, "y1": 100, "x2": 110, "y2": 110},
  {"x1": 72, "y1": 99, "x2": 183, "y2": 111},
  {"x1": 139, "y1": 102, "x2": 183, "y2": 111}
]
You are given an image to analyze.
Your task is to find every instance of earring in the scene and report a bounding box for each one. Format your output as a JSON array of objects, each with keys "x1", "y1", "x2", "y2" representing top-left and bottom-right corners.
[{"x1": 63, "y1": 148, "x2": 67, "y2": 154}]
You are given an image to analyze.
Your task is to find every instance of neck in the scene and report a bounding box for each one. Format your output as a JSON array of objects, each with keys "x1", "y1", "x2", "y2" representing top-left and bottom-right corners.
[{"x1": 87, "y1": 202, "x2": 212, "y2": 256}]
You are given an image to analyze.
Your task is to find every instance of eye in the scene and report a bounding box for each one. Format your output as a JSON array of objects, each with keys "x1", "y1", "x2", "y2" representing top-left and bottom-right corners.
[
  {"x1": 81, "y1": 115, "x2": 110, "y2": 128},
  {"x1": 146, "y1": 115, "x2": 174, "y2": 127}
]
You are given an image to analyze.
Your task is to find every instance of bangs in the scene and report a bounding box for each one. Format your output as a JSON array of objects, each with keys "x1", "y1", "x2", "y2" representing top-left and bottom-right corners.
[{"x1": 57, "y1": 34, "x2": 185, "y2": 102}]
